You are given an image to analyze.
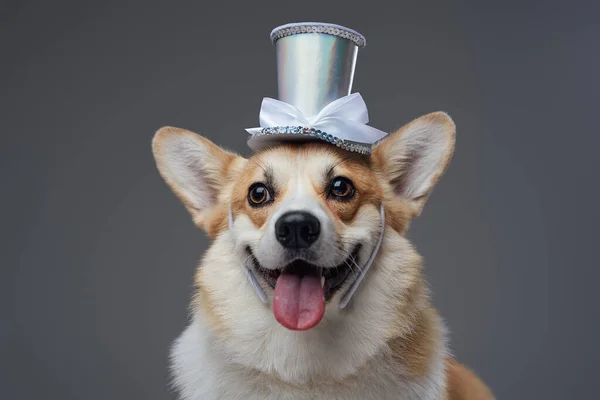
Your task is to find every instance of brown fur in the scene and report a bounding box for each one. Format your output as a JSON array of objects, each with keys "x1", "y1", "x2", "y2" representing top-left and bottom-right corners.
[
  {"x1": 192, "y1": 280, "x2": 228, "y2": 335},
  {"x1": 321, "y1": 152, "x2": 383, "y2": 224},
  {"x1": 230, "y1": 155, "x2": 273, "y2": 228},
  {"x1": 389, "y1": 306, "x2": 440, "y2": 378},
  {"x1": 446, "y1": 358, "x2": 495, "y2": 400},
  {"x1": 381, "y1": 197, "x2": 413, "y2": 233},
  {"x1": 204, "y1": 202, "x2": 229, "y2": 237}
]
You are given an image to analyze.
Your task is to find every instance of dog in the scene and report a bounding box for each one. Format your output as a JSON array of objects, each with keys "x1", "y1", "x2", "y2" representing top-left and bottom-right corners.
[{"x1": 152, "y1": 111, "x2": 494, "y2": 399}]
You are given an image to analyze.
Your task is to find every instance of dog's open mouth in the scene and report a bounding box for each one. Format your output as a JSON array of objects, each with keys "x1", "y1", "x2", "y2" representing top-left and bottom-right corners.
[{"x1": 247, "y1": 245, "x2": 361, "y2": 331}]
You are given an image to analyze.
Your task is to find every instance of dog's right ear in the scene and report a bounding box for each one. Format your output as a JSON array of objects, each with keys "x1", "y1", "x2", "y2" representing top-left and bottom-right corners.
[{"x1": 152, "y1": 127, "x2": 244, "y2": 230}]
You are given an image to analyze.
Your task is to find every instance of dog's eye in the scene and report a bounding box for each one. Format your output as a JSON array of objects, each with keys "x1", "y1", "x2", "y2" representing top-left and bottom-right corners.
[
  {"x1": 328, "y1": 177, "x2": 355, "y2": 200},
  {"x1": 248, "y1": 183, "x2": 272, "y2": 206}
]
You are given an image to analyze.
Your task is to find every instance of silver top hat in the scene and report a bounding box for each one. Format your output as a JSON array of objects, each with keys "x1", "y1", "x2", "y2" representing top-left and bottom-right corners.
[{"x1": 246, "y1": 22, "x2": 387, "y2": 155}]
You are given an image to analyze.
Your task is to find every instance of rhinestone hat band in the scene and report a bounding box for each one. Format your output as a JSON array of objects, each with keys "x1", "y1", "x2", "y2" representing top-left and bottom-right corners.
[
  {"x1": 255, "y1": 126, "x2": 372, "y2": 155},
  {"x1": 270, "y1": 22, "x2": 366, "y2": 48}
]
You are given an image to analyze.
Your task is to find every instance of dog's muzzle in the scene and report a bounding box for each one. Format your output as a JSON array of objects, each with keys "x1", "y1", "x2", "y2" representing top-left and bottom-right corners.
[{"x1": 228, "y1": 204, "x2": 385, "y2": 309}]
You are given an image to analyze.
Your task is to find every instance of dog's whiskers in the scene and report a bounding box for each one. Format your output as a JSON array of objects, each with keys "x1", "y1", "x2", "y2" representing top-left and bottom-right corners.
[{"x1": 348, "y1": 254, "x2": 364, "y2": 275}]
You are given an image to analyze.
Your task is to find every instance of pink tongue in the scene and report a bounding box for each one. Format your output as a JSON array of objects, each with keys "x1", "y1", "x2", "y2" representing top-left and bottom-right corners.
[{"x1": 273, "y1": 271, "x2": 325, "y2": 331}]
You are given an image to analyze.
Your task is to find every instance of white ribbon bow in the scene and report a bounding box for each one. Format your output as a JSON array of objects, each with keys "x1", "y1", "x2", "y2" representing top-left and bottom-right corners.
[{"x1": 246, "y1": 93, "x2": 388, "y2": 144}]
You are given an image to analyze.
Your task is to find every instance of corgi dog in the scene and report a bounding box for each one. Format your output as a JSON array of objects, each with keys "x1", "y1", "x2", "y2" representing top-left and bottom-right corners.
[{"x1": 152, "y1": 111, "x2": 494, "y2": 399}]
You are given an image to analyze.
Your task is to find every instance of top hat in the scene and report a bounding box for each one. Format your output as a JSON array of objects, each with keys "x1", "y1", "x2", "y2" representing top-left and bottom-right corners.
[{"x1": 246, "y1": 22, "x2": 387, "y2": 155}]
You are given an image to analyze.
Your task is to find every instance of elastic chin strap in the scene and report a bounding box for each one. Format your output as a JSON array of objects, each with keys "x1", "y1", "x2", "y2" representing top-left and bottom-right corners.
[
  {"x1": 228, "y1": 204, "x2": 385, "y2": 309},
  {"x1": 228, "y1": 205, "x2": 267, "y2": 304},
  {"x1": 339, "y1": 204, "x2": 385, "y2": 309}
]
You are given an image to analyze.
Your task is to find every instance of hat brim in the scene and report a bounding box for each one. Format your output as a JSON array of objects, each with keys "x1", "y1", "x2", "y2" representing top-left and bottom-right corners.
[{"x1": 247, "y1": 131, "x2": 372, "y2": 155}]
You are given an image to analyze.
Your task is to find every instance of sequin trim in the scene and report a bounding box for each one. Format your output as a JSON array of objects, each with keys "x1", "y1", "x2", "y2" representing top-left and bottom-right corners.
[
  {"x1": 254, "y1": 126, "x2": 372, "y2": 155},
  {"x1": 270, "y1": 23, "x2": 366, "y2": 48}
]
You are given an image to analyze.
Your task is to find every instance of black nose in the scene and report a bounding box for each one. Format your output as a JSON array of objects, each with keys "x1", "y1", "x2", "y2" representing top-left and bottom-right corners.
[{"x1": 275, "y1": 211, "x2": 321, "y2": 249}]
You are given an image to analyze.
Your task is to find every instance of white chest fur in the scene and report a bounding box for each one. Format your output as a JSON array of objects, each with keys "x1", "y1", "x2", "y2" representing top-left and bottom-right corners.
[{"x1": 170, "y1": 317, "x2": 447, "y2": 400}]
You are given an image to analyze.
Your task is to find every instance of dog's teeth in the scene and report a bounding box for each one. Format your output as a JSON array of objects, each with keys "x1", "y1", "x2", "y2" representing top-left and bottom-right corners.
[{"x1": 321, "y1": 276, "x2": 325, "y2": 287}]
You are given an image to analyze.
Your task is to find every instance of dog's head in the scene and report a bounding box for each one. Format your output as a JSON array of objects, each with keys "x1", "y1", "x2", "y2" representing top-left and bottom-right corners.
[{"x1": 153, "y1": 112, "x2": 455, "y2": 381}]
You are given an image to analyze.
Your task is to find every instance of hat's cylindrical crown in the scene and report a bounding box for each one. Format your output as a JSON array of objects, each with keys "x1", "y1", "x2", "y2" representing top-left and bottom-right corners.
[{"x1": 271, "y1": 23, "x2": 366, "y2": 117}]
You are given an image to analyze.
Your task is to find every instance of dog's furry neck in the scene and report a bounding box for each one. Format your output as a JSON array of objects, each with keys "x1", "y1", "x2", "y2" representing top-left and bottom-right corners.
[
  {"x1": 172, "y1": 306, "x2": 447, "y2": 400},
  {"x1": 171, "y1": 257, "x2": 448, "y2": 399}
]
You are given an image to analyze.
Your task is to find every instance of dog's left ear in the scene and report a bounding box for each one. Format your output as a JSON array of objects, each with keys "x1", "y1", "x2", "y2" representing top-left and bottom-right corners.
[
  {"x1": 373, "y1": 112, "x2": 456, "y2": 216},
  {"x1": 152, "y1": 126, "x2": 244, "y2": 230}
]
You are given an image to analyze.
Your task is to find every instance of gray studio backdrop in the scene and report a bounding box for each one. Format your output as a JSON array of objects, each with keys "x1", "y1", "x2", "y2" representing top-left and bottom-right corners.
[{"x1": 2, "y1": 0, "x2": 599, "y2": 399}]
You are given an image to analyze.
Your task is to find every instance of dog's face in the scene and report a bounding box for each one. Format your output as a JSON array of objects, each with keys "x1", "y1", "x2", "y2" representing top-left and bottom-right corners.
[
  {"x1": 229, "y1": 144, "x2": 387, "y2": 330},
  {"x1": 153, "y1": 112, "x2": 455, "y2": 381}
]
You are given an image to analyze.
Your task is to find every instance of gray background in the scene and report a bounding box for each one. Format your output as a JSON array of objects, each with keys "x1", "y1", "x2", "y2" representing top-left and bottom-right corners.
[{"x1": 2, "y1": 0, "x2": 598, "y2": 399}]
